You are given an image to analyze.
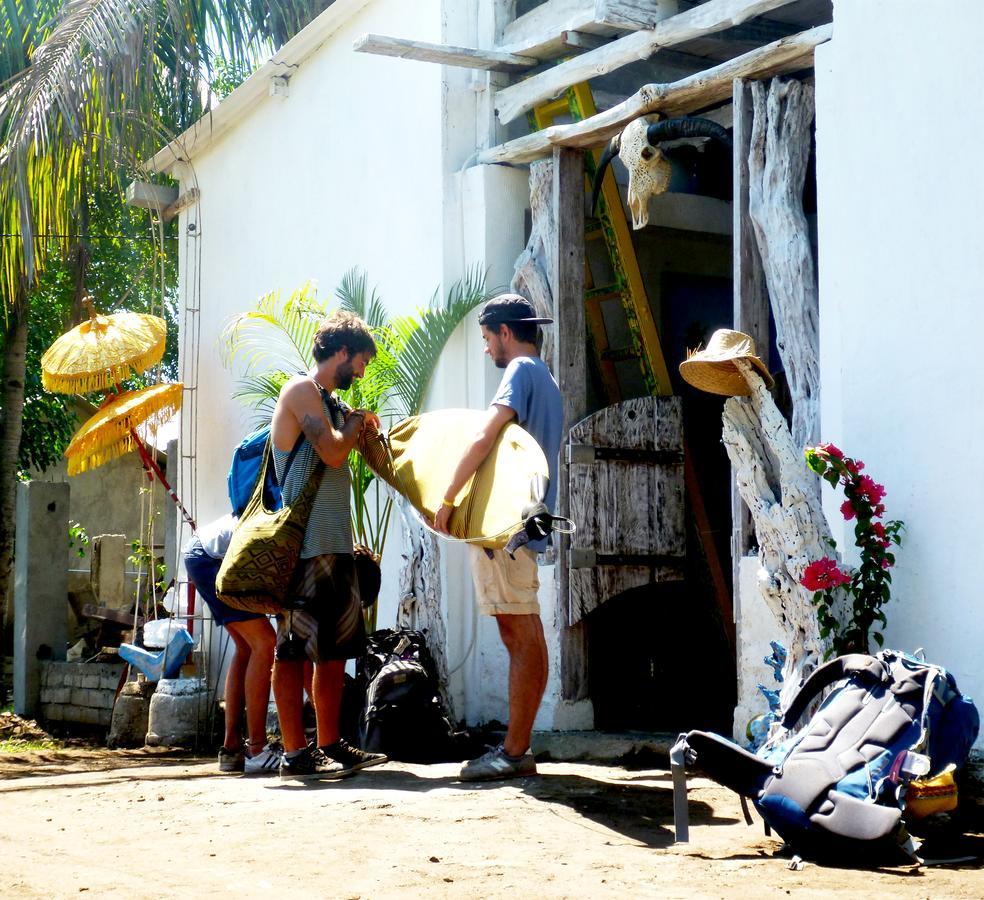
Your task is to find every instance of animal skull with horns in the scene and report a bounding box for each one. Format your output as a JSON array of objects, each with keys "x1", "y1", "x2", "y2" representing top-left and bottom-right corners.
[{"x1": 590, "y1": 115, "x2": 733, "y2": 230}]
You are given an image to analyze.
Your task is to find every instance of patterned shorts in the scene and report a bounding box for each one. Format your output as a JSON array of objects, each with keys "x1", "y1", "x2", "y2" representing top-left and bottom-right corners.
[{"x1": 275, "y1": 554, "x2": 365, "y2": 663}]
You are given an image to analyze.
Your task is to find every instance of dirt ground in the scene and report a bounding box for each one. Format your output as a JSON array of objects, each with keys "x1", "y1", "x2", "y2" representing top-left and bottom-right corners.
[{"x1": 1, "y1": 748, "x2": 982, "y2": 898}]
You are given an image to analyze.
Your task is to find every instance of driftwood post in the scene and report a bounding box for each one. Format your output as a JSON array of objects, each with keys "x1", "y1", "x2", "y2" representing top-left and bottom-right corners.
[
  {"x1": 722, "y1": 361, "x2": 831, "y2": 706},
  {"x1": 748, "y1": 77, "x2": 819, "y2": 455},
  {"x1": 395, "y1": 495, "x2": 453, "y2": 718},
  {"x1": 511, "y1": 159, "x2": 556, "y2": 370}
]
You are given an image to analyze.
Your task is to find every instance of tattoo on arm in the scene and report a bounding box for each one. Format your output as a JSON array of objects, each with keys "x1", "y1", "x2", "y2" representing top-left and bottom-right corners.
[{"x1": 300, "y1": 413, "x2": 327, "y2": 446}]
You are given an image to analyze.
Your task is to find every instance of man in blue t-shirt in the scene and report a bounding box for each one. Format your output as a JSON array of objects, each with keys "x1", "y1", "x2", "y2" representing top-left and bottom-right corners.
[{"x1": 434, "y1": 293, "x2": 562, "y2": 781}]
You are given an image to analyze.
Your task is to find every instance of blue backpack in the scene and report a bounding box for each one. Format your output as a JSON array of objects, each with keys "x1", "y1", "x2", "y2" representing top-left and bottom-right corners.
[
  {"x1": 227, "y1": 427, "x2": 302, "y2": 516},
  {"x1": 670, "y1": 650, "x2": 979, "y2": 860}
]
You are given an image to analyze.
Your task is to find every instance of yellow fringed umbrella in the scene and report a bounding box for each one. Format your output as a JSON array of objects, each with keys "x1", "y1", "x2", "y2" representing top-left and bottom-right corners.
[
  {"x1": 41, "y1": 300, "x2": 167, "y2": 394},
  {"x1": 64, "y1": 382, "x2": 183, "y2": 476}
]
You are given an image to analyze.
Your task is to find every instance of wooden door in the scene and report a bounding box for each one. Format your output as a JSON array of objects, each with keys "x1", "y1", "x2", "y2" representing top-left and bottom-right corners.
[{"x1": 567, "y1": 396, "x2": 685, "y2": 624}]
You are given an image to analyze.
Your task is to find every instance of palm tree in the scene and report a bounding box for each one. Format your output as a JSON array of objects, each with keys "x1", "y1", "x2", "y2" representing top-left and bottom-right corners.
[
  {"x1": 221, "y1": 267, "x2": 489, "y2": 570},
  {"x1": 0, "y1": 0, "x2": 328, "y2": 701}
]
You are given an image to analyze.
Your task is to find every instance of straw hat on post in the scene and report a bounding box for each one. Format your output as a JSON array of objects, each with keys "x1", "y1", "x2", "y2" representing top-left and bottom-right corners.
[{"x1": 678, "y1": 329, "x2": 774, "y2": 397}]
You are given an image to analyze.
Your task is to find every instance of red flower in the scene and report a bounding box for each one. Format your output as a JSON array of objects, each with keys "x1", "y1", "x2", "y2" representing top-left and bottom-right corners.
[
  {"x1": 816, "y1": 443, "x2": 844, "y2": 460},
  {"x1": 881, "y1": 558, "x2": 893, "y2": 570},
  {"x1": 872, "y1": 503, "x2": 886, "y2": 518},
  {"x1": 841, "y1": 500, "x2": 856, "y2": 521},
  {"x1": 871, "y1": 522, "x2": 891, "y2": 549},
  {"x1": 801, "y1": 557, "x2": 851, "y2": 592},
  {"x1": 845, "y1": 458, "x2": 865, "y2": 477},
  {"x1": 857, "y1": 475, "x2": 887, "y2": 506}
]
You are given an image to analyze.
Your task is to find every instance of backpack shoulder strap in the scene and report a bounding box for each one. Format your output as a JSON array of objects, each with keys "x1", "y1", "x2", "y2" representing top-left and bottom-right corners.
[{"x1": 781, "y1": 653, "x2": 891, "y2": 730}]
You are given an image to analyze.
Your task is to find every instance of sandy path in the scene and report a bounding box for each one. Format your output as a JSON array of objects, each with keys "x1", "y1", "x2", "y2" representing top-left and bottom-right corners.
[{"x1": 0, "y1": 750, "x2": 980, "y2": 898}]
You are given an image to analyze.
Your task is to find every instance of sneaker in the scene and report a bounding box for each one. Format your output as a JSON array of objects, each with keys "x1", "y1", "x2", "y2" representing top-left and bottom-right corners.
[
  {"x1": 217, "y1": 746, "x2": 244, "y2": 774},
  {"x1": 458, "y1": 745, "x2": 537, "y2": 782},
  {"x1": 278, "y1": 746, "x2": 354, "y2": 781},
  {"x1": 244, "y1": 743, "x2": 283, "y2": 776},
  {"x1": 319, "y1": 738, "x2": 388, "y2": 772}
]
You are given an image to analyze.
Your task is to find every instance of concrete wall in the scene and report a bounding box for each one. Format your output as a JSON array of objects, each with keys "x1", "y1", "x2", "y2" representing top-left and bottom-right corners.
[
  {"x1": 815, "y1": 1, "x2": 984, "y2": 744},
  {"x1": 169, "y1": 0, "x2": 572, "y2": 726},
  {"x1": 174, "y1": 0, "x2": 444, "y2": 636}
]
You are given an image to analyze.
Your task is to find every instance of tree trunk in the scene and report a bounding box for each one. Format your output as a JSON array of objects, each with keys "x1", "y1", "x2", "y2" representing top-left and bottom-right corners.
[
  {"x1": 721, "y1": 360, "x2": 832, "y2": 709},
  {"x1": 0, "y1": 293, "x2": 28, "y2": 705},
  {"x1": 747, "y1": 77, "x2": 819, "y2": 456},
  {"x1": 510, "y1": 159, "x2": 556, "y2": 370},
  {"x1": 395, "y1": 494, "x2": 454, "y2": 720}
]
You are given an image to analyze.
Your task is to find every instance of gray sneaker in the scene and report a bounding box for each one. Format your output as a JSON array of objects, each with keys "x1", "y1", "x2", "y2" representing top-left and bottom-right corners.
[
  {"x1": 279, "y1": 745, "x2": 355, "y2": 781},
  {"x1": 458, "y1": 745, "x2": 537, "y2": 782},
  {"x1": 217, "y1": 746, "x2": 244, "y2": 773}
]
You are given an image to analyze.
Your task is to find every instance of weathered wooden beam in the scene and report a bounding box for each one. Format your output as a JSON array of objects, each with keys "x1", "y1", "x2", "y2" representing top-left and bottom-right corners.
[
  {"x1": 478, "y1": 23, "x2": 831, "y2": 165},
  {"x1": 500, "y1": 0, "x2": 679, "y2": 60},
  {"x1": 551, "y1": 147, "x2": 589, "y2": 701},
  {"x1": 353, "y1": 33, "x2": 538, "y2": 72},
  {"x1": 731, "y1": 78, "x2": 769, "y2": 619},
  {"x1": 162, "y1": 188, "x2": 200, "y2": 224},
  {"x1": 494, "y1": 0, "x2": 805, "y2": 124}
]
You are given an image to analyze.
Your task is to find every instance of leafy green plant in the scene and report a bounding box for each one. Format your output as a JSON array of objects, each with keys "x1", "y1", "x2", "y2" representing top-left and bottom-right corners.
[
  {"x1": 129, "y1": 539, "x2": 167, "y2": 597},
  {"x1": 800, "y1": 443, "x2": 905, "y2": 656},
  {"x1": 68, "y1": 521, "x2": 90, "y2": 559},
  {"x1": 221, "y1": 267, "x2": 488, "y2": 590}
]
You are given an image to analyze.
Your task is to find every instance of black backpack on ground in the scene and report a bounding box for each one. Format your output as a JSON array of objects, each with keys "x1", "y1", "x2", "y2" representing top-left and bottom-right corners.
[{"x1": 356, "y1": 628, "x2": 457, "y2": 763}]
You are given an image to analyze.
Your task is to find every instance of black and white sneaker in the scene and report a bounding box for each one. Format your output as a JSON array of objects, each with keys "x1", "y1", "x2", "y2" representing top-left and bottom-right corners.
[
  {"x1": 244, "y1": 743, "x2": 283, "y2": 776},
  {"x1": 318, "y1": 738, "x2": 388, "y2": 772},
  {"x1": 278, "y1": 746, "x2": 354, "y2": 781}
]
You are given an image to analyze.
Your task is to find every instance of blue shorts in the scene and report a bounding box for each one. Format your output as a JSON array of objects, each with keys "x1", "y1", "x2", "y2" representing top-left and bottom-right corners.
[{"x1": 183, "y1": 539, "x2": 266, "y2": 627}]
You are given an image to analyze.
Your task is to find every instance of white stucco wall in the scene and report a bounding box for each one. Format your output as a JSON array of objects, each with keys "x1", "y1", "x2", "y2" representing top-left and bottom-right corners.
[
  {"x1": 165, "y1": 0, "x2": 571, "y2": 727},
  {"x1": 816, "y1": 1, "x2": 984, "y2": 744},
  {"x1": 174, "y1": 0, "x2": 444, "y2": 635}
]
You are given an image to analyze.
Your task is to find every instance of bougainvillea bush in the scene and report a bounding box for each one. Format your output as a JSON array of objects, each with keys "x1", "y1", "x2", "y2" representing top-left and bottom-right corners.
[{"x1": 800, "y1": 443, "x2": 904, "y2": 656}]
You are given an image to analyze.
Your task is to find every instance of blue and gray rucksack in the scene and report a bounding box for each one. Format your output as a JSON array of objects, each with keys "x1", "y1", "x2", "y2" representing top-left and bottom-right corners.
[{"x1": 670, "y1": 650, "x2": 979, "y2": 860}]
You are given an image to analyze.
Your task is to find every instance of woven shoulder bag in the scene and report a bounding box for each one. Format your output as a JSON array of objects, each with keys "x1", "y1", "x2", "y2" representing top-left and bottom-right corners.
[{"x1": 216, "y1": 437, "x2": 325, "y2": 615}]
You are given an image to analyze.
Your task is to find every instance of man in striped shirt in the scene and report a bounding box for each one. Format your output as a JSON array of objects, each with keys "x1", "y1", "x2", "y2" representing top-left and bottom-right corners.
[{"x1": 270, "y1": 311, "x2": 387, "y2": 780}]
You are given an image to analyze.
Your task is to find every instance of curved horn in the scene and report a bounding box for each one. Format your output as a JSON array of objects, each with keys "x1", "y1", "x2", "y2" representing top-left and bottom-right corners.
[
  {"x1": 589, "y1": 135, "x2": 620, "y2": 216},
  {"x1": 646, "y1": 117, "x2": 732, "y2": 149}
]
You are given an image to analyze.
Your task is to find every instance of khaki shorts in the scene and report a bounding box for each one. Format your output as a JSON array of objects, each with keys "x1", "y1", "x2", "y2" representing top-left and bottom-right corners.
[{"x1": 468, "y1": 546, "x2": 540, "y2": 616}]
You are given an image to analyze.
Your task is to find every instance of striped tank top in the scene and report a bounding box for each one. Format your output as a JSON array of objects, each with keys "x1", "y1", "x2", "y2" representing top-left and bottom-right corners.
[{"x1": 273, "y1": 387, "x2": 353, "y2": 558}]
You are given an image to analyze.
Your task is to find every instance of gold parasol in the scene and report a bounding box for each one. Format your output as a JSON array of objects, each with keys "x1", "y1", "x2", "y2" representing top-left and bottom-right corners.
[
  {"x1": 41, "y1": 298, "x2": 167, "y2": 394},
  {"x1": 64, "y1": 382, "x2": 183, "y2": 476}
]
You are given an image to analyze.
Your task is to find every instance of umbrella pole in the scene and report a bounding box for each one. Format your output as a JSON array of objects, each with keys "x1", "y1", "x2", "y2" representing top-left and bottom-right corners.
[{"x1": 130, "y1": 428, "x2": 197, "y2": 531}]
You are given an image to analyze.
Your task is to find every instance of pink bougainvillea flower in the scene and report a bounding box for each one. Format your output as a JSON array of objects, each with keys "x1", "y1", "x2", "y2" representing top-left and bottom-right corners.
[
  {"x1": 801, "y1": 557, "x2": 851, "y2": 592},
  {"x1": 873, "y1": 503, "x2": 886, "y2": 518},
  {"x1": 816, "y1": 443, "x2": 844, "y2": 460},
  {"x1": 857, "y1": 475, "x2": 887, "y2": 505},
  {"x1": 881, "y1": 557, "x2": 893, "y2": 570},
  {"x1": 845, "y1": 458, "x2": 865, "y2": 477},
  {"x1": 871, "y1": 522, "x2": 891, "y2": 548},
  {"x1": 840, "y1": 499, "x2": 857, "y2": 521}
]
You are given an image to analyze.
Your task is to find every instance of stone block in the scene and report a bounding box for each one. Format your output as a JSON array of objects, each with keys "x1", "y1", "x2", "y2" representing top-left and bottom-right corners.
[
  {"x1": 90, "y1": 534, "x2": 128, "y2": 610},
  {"x1": 13, "y1": 481, "x2": 70, "y2": 718},
  {"x1": 108, "y1": 691, "x2": 151, "y2": 748},
  {"x1": 95, "y1": 690, "x2": 117, "y2": 711},
  {"x1": 42, "y1": 703, "x2": 64, "y2": 721},
  {"x1": 100, "y1": 673, "x2": 122, "y2": 691},
  {"x1": 70, "y1": 688, "x2": 87, "y2": 707},
  {"x1": 47, "y1": 687, "x2": 71, "y2": 704},
  {"x1": 78, "y1": 707, "x2": 99, "y2": 725},
  {"x1": 82, "y1": 673, "x2": 100, "y2": 689}
]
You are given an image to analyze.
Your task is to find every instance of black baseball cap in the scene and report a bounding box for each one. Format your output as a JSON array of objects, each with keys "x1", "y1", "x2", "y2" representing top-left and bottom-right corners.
[{"x1": 478, "y1": 293, "x2": 554, "y2": 326}]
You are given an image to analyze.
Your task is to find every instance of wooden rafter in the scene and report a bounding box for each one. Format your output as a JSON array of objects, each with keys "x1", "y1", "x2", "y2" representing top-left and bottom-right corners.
[
  {"x1": 352, "y1": 34, "x2": 538, "y2": 72},
  {"x1": 477, "y1": 23, "x2": 831, "y2": 165},
  {"x1": 494, "y1": 0, "x2": 807, "y2": 125}
]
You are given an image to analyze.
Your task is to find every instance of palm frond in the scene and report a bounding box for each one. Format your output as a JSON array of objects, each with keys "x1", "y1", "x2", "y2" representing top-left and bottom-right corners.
[
  {"x1": 336, "y1": 267, "x2": 388, "y2": 331},
  {"x1": 386, "y1": 266, "x2": 488, "y2": 417},
  {"x1": 220, "y1": 281, "x2": 326, "y2": 376}
]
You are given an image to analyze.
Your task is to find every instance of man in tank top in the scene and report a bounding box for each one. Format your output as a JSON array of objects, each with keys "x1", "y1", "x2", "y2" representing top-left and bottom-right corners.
[
  {"x1": 433, "y1": 294, "x2": 562, "y2": 782},
  {"x1": 270, "y1": 311, "x2": 387, "y2": 780}
]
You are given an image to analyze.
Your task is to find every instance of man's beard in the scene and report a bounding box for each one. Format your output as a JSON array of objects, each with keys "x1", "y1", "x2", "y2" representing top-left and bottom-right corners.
[{"x1": 336, "y1": 363, "x2": 355, "y2": 390}]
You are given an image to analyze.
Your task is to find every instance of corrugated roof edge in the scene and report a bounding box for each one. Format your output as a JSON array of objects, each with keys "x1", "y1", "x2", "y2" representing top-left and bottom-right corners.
[{"x1": 145, "y1": 0, "x2": 374, "y2": 175}]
